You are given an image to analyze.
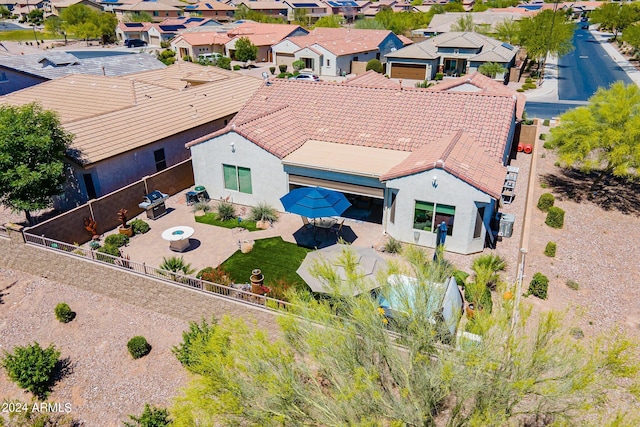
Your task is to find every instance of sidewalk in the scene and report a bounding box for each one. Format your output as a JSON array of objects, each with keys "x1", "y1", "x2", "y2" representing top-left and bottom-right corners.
[{"x1": 590, "y1": 30, "x2": 640, "y2": 86}]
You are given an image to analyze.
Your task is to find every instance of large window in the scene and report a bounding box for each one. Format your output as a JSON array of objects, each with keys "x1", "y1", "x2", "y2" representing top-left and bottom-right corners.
[
  {"x1": 154, "y1": 148, "x2": 166, "y2": 172},
  {"x1": 223, "y1": 164, "x2": 252, "y2": 194},
  {"x1": 414, "y1": 201, "x2": 454, "y2": 236}
]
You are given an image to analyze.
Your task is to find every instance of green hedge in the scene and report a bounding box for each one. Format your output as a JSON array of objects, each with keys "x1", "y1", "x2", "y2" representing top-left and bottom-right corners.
[
  {"x1": 545, "y1": 206, "x2": 565, "y2": 229},
  {"x1": 104, "y1": 233, "x2": 129, "y2": 247},
  {"x1": 54, "y1": 303, "x2": 75, "y2": 323},
  {"x1": 544, "y1": 242, "x2": 556, "y2": 257},
  {"x1": 130, "y1": 219, "x2": 150, "y2": 235},
  {"x1": 526, "y1": 272, "x2": 549, "y2": 299},
  {"x1": 127, "y1": 336, "x2": 151, "y2": 359},
  {"x1": 537, "y1": 193, "x2": 555, "y2": 212}
]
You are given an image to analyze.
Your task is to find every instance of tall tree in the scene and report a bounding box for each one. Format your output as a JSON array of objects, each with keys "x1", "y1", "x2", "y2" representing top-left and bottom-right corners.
[
  {"x1": 61, "y1": 5, "x2": 116, "y2": 45},
  {"x1": 590, "y1": 2, "x2": 640, "y2": 41},
  {"x1": 494, "y1": 17, "x2": 520, "y2": 45},
  {"x1": 478, "y1": 61, "x2": 506, "y2": 78},
  {"x1": 233, "y1": 36, "x2": 258, "y2": 63},
  {"x1": 549, "y1": 82, "x2": 640, "y2": 189},
  {"x1": 313, "y1": 14, "x2": 342, "y2": 28},
  {"x1": 44, "y1": 15, "x2": 67, "y2": 44},
  {"x1": 518, "y1": 9, "x2": 575, "y2": 69},
  {"x1": 622, "y1": 23, "x2": 640, "y2": 57},
  {"x1": 0, "y1": 103, "x2": 72, "y2": 224},
  {"x1": 170, "y1": 246, "x2": 640, "y2": 426},
  {"x1": 451, "y1": 14, "x2": 476, "y2": 32}
]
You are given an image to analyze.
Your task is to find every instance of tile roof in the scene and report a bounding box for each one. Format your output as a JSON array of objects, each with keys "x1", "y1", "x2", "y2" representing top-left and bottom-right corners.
[
  {"x1": 186, "y1": 1, "x2": 235, "y2": 10},
  {"x1": 235, "y1": 0, "x2": 289, "y2": 9},
  {"x1": 343, "y1": 70, "x2": 401, "y2": 88},
  {"x1": 227, "y1": 22, "x2": 304, "y2": 39},
  {"x1": 0, "y1": 52, "x2": 165, "y2": 80},
  {"x1": 117, "y1": 1, "x2": 180, "y2": 11},
  {"x1": 380, "y1": 129, "x2": 506, "y2": 198},
  {"x1": 188, "y1": 79, "x2": 516, "y2": 195},
  {"x1": 118, "y1": 21, "x2": 154, "y2": 32},
  {"x1": 0, "y1": 63, "x2": 263, "y2": 165},
  {"x1": 283, "y1": 27, "x2": 403, "y2": 56},
  {"x1": 426, "y1": 12, "x2": 525, "y2": 33},
  {"x1": 173, "y1": 30, "x2": 231, "y2": 46},
  {"x1": 429, "y1": 71, "x2": 525, "y2": 120}
]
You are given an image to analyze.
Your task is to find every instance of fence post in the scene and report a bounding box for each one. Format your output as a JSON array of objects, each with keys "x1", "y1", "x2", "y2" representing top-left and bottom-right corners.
[{"x1": 5, "y1": 223, "x2": 26, "y2": 244}]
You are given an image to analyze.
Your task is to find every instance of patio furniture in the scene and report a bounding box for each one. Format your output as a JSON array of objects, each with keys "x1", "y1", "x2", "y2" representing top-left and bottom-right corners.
[
  {"x1": 161, "y1": 226, "x2": 194, "y2": 252},
  {"x1": 280, "y1": 186, "x2": 351, "y2": 219},
  {"x1": 186, "y1": 186, "x2": 210, "y2": 205},
  {"x1": 330, "y1": 219, "x2": 345, "y2": 236}
]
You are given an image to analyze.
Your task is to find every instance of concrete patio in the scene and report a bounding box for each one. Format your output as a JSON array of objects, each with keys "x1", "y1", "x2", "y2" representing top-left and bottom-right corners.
[{"x1": 118, "y1": 189, "x2": 388, "y2": 274}]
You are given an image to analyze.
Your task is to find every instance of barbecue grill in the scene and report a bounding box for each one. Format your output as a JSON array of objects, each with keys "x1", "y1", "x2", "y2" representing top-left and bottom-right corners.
[{"x1": 139, "y1": 190, "x2": 169, "y2": 220}]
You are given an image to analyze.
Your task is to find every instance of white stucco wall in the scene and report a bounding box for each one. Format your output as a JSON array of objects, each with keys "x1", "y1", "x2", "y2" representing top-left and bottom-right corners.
[
  {"x1": 190, "y1": 132, "x2": 288, "y2": 208},
  {"x1": 384, "y1": 169, "x2": 495, "y2": 255}
]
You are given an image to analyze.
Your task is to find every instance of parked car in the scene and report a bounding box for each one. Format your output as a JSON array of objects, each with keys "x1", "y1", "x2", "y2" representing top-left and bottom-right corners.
[
  {"x1": 289, "y1": 73, "x2": 320, "y2": 82},
  {"x1": 125, "y1": 39, "x2": 147, "y2": 48},
  {"x1": 198, "y1": 52, "x2": 222, "y2": 63}
]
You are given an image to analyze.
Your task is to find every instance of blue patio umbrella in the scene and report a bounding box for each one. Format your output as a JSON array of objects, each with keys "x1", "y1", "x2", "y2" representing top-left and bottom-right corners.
[{"x1": 280, "y1": 186, "x2": 351, "y2": 219}]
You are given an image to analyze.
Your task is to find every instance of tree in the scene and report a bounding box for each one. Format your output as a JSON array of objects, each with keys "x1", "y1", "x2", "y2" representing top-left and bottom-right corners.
[
  {"x1": 0, "y1": 103, "x2": 72, "y2": 224},
  {"x1": 61, "y1": 5, "x2": 117, "y2": 45},
  {"x1": 44, "y1": 15, "x2": 67, "y2": 44},
  {"x1": 548, "y1": 82, "x2": 640, "y2": 189},
  {"x1": 157, "y1": 49, "x2": 176, "y2": 65},
  {"x1": 590, "y1": 2, "x2": 640, "y2": 41},
  {"x1": 518, "y1": 9, "x2": 575, "y2": 70},
  {"x1": 477, "y1": 61, "x2": 506, "y2": 78},
  {"x1": 170, "y1": 246, "x2": 640, "y2": 426},
  {"x1": 1, "y1": 342, "x2": 61, "y2": 399},
  {"x1": 233, "y1": 36, "x2": 258, "y2": 63},
  {"x1": 494, "y1": 17, "x2": 520, "y2": 45},
  {"x1": 26, "y1": 8, "x2": 43, "y2": 26},
  {"x1": 313, "y1": 14, "x2": 342, "y2": 28},
  {"x1": 450, "y1": 14, "x2": 476, "y2": 32},
  {"x1": 124, "y1": 404, "x2": 172, "y2": 427},
  {"x1": 622, "y1": 24, "x2": 640, "y2": 57},
  {"x1": 365, "y1": 58, "x2": 383, "y2": 73},
  {"x1": 95, "y1": 11, "x2": 117, "y2": 44},
  {"x1": 0, "y1": 5, "x2": 11, "y2": 18},
  {"x1": 125, "y1": 11, "x2": 154, "y2": 23}
]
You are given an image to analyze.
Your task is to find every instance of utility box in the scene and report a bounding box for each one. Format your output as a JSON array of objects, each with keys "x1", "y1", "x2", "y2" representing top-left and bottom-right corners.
[{"x1": 499, "y1": 213, "x2": 515, "y2": 238}]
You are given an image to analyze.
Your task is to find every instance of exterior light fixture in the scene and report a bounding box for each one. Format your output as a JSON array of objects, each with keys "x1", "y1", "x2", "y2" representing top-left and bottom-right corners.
[{"x1": 230, "y1": 142, "x2": 235, "y2": 153}]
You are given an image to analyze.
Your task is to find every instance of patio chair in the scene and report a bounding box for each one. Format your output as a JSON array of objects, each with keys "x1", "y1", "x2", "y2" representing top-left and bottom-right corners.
[{"x1": 330, "y1": 219, "x2": 344, "y2": 236}]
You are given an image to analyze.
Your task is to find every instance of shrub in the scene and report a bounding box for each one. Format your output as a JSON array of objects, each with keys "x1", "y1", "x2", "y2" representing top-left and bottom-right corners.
[
  {"x1": 269, "y1": 66, "x2": 276, "y2": 75},
  {"x1": 89, "y1": 240, "x2": 101, "y2": 250},
  {"x1": 545, "y1": 206, "x2": 565, "y2": 229},
  {"x1": 365, "y1": 58, "x2": 383, "y2": 73},
  {"x1": 172, "y1": 318, "x2": 217, "y2": 369},
  {"x1": 516, "y1": 88, "x2": 525, "y2": 92},
  {"x1": 539, "y1": 133, "x2": 546, "y2": 140},
  {"x1": 249, "y1": 202, "x2": 278, "y2": 222},
  {"x1": 537, "y1": 193, "x2": 555, "y2": 212},
  {"x1": 199, "y1": 266, "x2": 232, "y2": 287},
  {"x1": 279, "y1": 64, "x2": 287, "y2": 73},
  {"x1": 383, "y1": 236, "x2": 402, "y2": 254},
  {"x1": 104, "y1": 233, "x2": 129, "y2": 247},
  {"x1": 525, "y1": 272, "x2": 549, "y2": 299},
  {"x1": 96, "y1": 244, "x2": 120, "y2": 263},
  {"x1": 543, "y1": 141, "x2": 553, "y2": 149},
  {"x1": 192, "y1": 201, "x2": 211, "y2": 215},
  {"x1": 434, "y1": 72, "x2": 443, "y2": 81},
  {"x1": 277, "y1": 72, "x2": 288, "y2": 79},
  {"x1": 130, "y1": 219, "x2": 150, "y2": 235},
  {"x1": 160, "y1": 40, "x2": 170, "y2": 48},
  {"x1": 233, "y1": 65, "x2": 241, "y2": 71},
  {"x1": 216, "y1": 56, "x2": 231, "y2": 70},
  {"x1": 544, "y1": 241, "x2": 556, "y2": 257},
  {"x1": 217, "y1": 200, "x2": 236, "y2": 221},
  {"x1": 124, "y1": 404, "x2": 171, "y2": 427},
  {"x1": 566, "y1": 279, "x2": 579, "y2": 290},
  {"x1": 540, "y1": 182, "x2": 548, "y2": 188},
  {"x1": 543, "y1": 119, "x2": 550, "y2": 126},
  {"x1": 452, "y1": 270, "x2": 469, "y2": 287},
  {"x1": 570, "y1": 327, "x2": 584, "y2": 339},
  {"x1": 1, "y1": 342, "x2": 60, "y2": 399},
  {"x1": 54, "y1": 303, "x2": 75, "y2": 323},
  {"x1": 183, "y1": 54, "x2": 192, "y2": 62},
  {"x1": 160, "y1": 256, "x2": 195, "y2": 275},
  {"x1": 292, "y1": 59, "x2": 305, "y2": 71},
  {"x1": 525, "y1": 77, "x2": 533, "y2": 83},
  {"x1": 196, "y1": 266, "x2": 215, "y2": 279},
  {"x1": 415, "y1": 79, "x2": 433, "y2": 88},
  {"x1": 127, "y1": 336, "x2": 151, "y2": 359}
]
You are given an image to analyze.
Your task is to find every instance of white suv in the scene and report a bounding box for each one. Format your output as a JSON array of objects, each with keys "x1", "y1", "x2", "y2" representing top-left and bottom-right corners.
[{"x1": 289, "y1": 73, "x2": 320, "y2": 82}]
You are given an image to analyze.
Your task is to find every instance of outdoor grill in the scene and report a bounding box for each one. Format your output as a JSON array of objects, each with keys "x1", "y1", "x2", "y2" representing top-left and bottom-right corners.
[{"x1": 139, "y1": 190, "x2": 169, "y2": 220}]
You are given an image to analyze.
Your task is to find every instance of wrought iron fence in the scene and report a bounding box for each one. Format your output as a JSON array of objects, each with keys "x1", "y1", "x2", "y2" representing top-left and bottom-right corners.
[{"x1": 23, "y1": 233, "x2": 292, "y2": 313}]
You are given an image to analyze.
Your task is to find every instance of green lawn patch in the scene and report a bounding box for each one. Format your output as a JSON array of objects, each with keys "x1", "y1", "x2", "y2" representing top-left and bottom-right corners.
[
  {"x1": 0, "y1": 29, "x2": 62, "y2": 41},
  {"x1": 195, "y1": 213, "x2": 259, "y2": 231},
  {"x1": 219, "y1": 237, "x2": 311, "y2": 290}
]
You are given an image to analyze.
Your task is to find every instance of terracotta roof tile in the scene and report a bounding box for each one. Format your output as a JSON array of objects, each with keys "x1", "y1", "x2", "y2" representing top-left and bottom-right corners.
[{"x1": 284, "y1": 27, "x2": 406, "y2": 56}]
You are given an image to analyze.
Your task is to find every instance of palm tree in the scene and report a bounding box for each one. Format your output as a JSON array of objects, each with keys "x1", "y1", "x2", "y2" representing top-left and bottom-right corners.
[
  {"x1": 160, "y1": 256, "x2": 196, "y2": 275},
  {"x1": 477, "y1": 62, "x2": 506, "y2": 79},
  {"x1": 471, "y1": 253, "x2": 506, "y2": 290}
]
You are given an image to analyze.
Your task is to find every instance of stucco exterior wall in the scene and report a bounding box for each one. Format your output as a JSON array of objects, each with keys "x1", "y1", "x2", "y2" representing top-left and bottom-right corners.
[
  {"x1": 190, "y1": 132, "x2": 288, "y2": 208},
  {"x1": 378, "y1": 33, "x2": 406, "y2": 62},
  {"x1": 385, "y1": 169, "x2": 494, "y2": 254},
  {"x1": 0, "y1": 68, "x2": 46, "y2": 95}
]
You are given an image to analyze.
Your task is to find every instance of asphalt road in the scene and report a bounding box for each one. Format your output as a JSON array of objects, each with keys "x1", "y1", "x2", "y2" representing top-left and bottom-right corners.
[
  {"x1": 558, "y1": 24, "x2": 632, "y2": 101},
  {"x1": 523, "y1": 101, "x2": 585, "y2": 118}
]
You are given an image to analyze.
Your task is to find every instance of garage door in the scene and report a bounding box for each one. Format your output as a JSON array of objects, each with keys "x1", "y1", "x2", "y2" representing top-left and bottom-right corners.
[
  {"x1": 390, "y1": 63, "x2": 426, "y2": 80},
  {"x1": 276, "y1": 53, "x2": 295, "y2": 68}
]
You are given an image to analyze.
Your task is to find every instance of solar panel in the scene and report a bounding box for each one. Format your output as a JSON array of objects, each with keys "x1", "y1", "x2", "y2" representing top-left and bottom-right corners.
[
  {"x1": 124, "y1": 22, "x2": 144, "y2": 27},
  {"x1": 159, "y1": 25, "x2": 185, "y2": 31},
  {"x1": 292, "y1": 3, "x2": 319, "y2": 7},
  {"x1": 185, "y1": 4, "x2": 196, "y2": 8},
  {"x1": 206, "y1": 2, "x2": 213, "y2": 8},
  {"x1": 501, "y1": 42, "x2": 514, "y2": 51}
]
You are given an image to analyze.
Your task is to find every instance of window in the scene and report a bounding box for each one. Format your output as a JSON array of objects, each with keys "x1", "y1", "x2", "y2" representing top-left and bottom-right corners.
[
  {"x1": 326, "y1": 59, "x2": 330, "y2": 67},
  {"x1": 153, "y1": 11, "x2": 159, "y2": 16},
  {"x1": 154, "y1": 148, "x2": 167, "y2": 172},
  {"x1": 413, "y1": 201, "x2": 454, "y2": 236},
  {"x1": 223, "y1": 164, "x2": 252, "y2": 194},
  {"x1": 474, "y1": 206, "x2": 485, "y2": 239},
  {"x1": 83, "y1": 173, "x2": 97, "y2": 200},
  {"x1": 353, "y1": 56, "x2": 359, "y2": 62},
  {"x1": 0, "y1": 72, "x2": 7, "y2": 82}
]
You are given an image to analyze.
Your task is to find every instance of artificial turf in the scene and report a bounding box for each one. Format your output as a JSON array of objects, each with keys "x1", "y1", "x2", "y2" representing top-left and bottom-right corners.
[{"x1": 195, "y1": 213, "x2": 259, "y2": 231}]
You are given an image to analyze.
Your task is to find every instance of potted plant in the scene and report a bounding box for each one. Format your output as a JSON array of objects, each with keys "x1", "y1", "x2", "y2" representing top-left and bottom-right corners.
[{"x1": 117, "y1": 209, "x2": 133, "y2": 237}]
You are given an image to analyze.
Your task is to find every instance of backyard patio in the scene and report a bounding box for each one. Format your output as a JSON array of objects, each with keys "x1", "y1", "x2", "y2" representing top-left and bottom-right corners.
[{"x1": 116, "y1": 189, "x2": 387, "y2": 287}]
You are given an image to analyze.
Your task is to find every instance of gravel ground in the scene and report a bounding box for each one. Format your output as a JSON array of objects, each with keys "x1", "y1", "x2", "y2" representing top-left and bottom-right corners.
[{"x1": 0, "y1": 268, "x2": 190, "y2": 426}]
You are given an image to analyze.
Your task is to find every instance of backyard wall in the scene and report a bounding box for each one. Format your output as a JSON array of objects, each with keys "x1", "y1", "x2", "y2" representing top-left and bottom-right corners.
[
  {"x1": 0, "y1": 235, "x2": 282, "y2": 335},
  {"x1": 27, "y1": 159, "x2": 195, "y2": 245}
]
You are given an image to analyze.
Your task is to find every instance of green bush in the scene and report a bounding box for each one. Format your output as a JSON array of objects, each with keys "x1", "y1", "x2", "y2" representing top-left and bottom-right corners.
[
  {"x1": 525, "y1": 272, "x2": 549, "y2": 299},
  {"x1": 217, "y1": 200, "x2": 236, "y2": 221},
  {"x1": 269, "y1": 66, "x2": 276, "y2": 75},
  {"x1": 434, "y1": 72, "x2": 443, "y2": 81},
  {"x1": 544, "y1": 241, "x2": 556, "y2": 257},
  {"x1": 96, "y1": 244, "x2": 120, "y2": 263},
  {"x1": 537, "y1": 193, "x2": 555, "y2": 212},
  {"x1": 160, "y1": 256, "x2": 195, "y2": 275},
  {"x1": 543, "y1": 119, "x2": 550, "y2": 126},
  {"x1": 104, "y1": 233, "x2": 129, "y2": 247},
  {"x1": 278, "y1": 64, "x2": 287, "y2": 73},
  {"x1": 1, "y1": 342, "x2": 60, "y2": 399},
  {"x1": 383, "y1": 237, "x2": 402, "y2": 254},
  {"x1": 516, "y1": 88, "x2": 525, "y2": 92},
  {"x1": 543, "y1": 141, "x2": 553, "y2": 149},
  {"x1": 233, "y1": 65, "x2": 241, "y2": 71},
  {"x1": 365, "y1": 58, "x2": 383, "y2": 73},
  {"x1": 130, "y1": 219, "x2": 150, "y2": 235},
  {"x1": 566, "y1": 279, "x2": 579, "y2": 290},
  {"x1": 172, "y1": 318, "x2": 217, "y2": 369},
  {"x1": 216, "y1": 56, "x2": 231, "y2": 70},
  {"x1": 545, "y1": 206, "x2": 565, "y2": 229},
  {"x1": 525, "y1": 77, "x2": 533, "y2": 83},
  {"x1": 54, "y1": 302, "x2": 75, "y2": 323},
  {"x1": 196, "y1": 266, "x2": 215, "y2": 279},
  {"x1": 539, "y1": 133, "x2": 546, "y2": 140},
  {"x1": 452, "y1": 270, "x2": 469, "y2": 287},
  {"x1": 125, "y1": 404, "x2": 171, "y2": 427},
  {"x1": 249, "y1": 202, "x2": 278, "y2": 222},
  {"x1": 127, "y1": 336, "x2": 151, "y2": 359},
  {"x1": 523, "y1": 83, "x2": 537, "y2": 90}
]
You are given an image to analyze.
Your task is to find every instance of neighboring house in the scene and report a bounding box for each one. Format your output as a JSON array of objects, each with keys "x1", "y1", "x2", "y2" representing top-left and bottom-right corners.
[
  {"x1": 171, "y1": 30, "x2": 231, "y2": 60},
  {"x1": 184, "y1": 1, "x2": 236, "y2": 21},
  {"x1": 11, "y1": 0, "x2": 48, "y2": 19},
  {"x1": 116, "y1": 17, "x2": 221, "y2": 44},
  {"x1": 282, "y1": 0, "x2": 329, "y2": 23},
  {"x1": 272, "y1": 27, "x2": 410, "y2": 76},
  {"x1": 360, "y1": 0, "x2": 395, "y2": 18},
  {"x1": 386, "y1": 32, "x2": 518, "y2": 82},
  {"x1": 0, "y1": 63, "x2": 263, "y2": 209},
  {"x1": 225, "y1": 22, "x2": 308, "y2": 62},
  {"x1": 186, "y1": 73, "x2": 523, "y2": 254},
  {"x1": 114, "y1": 0, "x2": 184, "y2": 22},
  {"x1": 417, "y1": 12, "x2": 526, "y2": 37},
  {"x1": 49, "y1": 0, "x2": 103, "y2": 16},
  {"x1": 115, "y1": 21, "x2": 154, "y2": 43},
  {"x1": 233, "y1": 1, "x2": 289, "y2": 20},
  {"x1": 323, "y1": 0, "x2": 363, "y2": 21},
  {"x1": 0, "y1": 51, "x2": 165, "y2": 95}
]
